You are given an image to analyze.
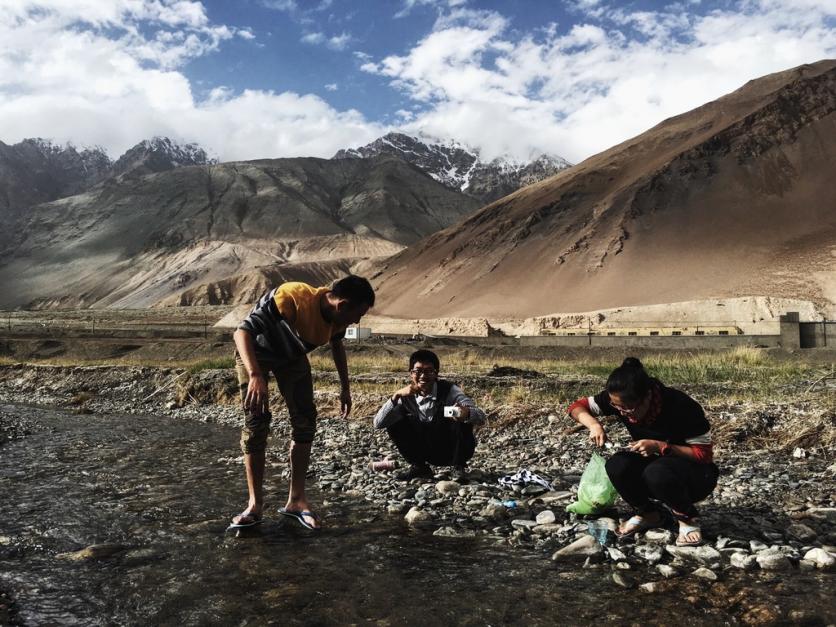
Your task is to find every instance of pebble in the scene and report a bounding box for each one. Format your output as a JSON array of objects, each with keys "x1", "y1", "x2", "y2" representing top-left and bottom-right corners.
[
  {"x1": 479, "y1": 503, "x2": 506, "y2": 521},
  {"x1": 539, "y1": 491, "x2": 574, "y2": 504},
  {"x1": 435, "y1": 481, "x2": 460, "y2": 495},
  {"x1": 606, "y1": 547, "x2": 627, "y2": 562},
  {"x1": 755, "y1": 552, "x2": 793, "y2": 571},
  {"x1": 664, "y1": 545, "x2": 721, "y2": 566},
  {"x1": 532, "y1": 523, "x2": 563, "y2": 536},
  {"x1": 644, "y1": 529, "x2": 674, "y2": 544},
  {"x1": 730, "y1": 553, "x2": 758, "y2": 570},
  {"x1": 692, "y1": 567, "x2": 718, "y2": 581},
  {"x1": 656, "y1": 564, "x2": 678, "y2": 578},
  {"x1": 433, "y1": 526, "x2": 476, "y2": 539},
  {"x1": 612, "y1": 572, "x2": 635, "y2": 589},
  {"x1": 535, "y1": 510, "x2": 556, "y2": 525},
  {"x1": 786, "y1": 523, "x2": 817, "y2": 542},
  {"x1": 802, "y1": 548, "x2": 834, "y2": 569},
  {"x1": 639, "y1": 582, "x2": 659, "y2": 593},
  {"x1": 404, "y1": 507, "x2": 434, "y2": 527},
  {"x1": 634, "y1": 545, "x2": 664, "y2": 564},
  {"x1": 552, "y1": 535, "x2": 602, "y2": 561},
  {"x1": 511, "y1": 519, "x2": 538, "y2": 530},
  {"x1": 749, "y1": 539, "x2": 768, "y2": 552}
]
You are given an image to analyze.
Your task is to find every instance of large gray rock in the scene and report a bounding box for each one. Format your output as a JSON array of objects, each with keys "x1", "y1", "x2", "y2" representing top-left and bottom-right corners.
[
  {"x1": 656, "y1": 564, "x2": 679, "y2": 579},
  {"x1": 755, "y1": 551, "x2": 793, "y2": 571},
  {"x1": 552, "y1": 535, "x2": 603, "y2": 561},
  {"x1": 665, "y1": 545, "x2": 722, "y2": 566},
  {"x1": 802, "y1": 548, "x2": 835, "y2": 570},
  {"x1": 692, "y1": 567, "x2": 718, "y2": 581},
  {"x1": 433, "y1": 526, "x2": 476, "y2": 539},
  {"x1": 644, "y1": 529, "x2": 674, "y2": 544},
  {"x1": 635, "y1": 544, "x2": 664, "y2": 564},
  {"x1": 786, "y1": 523, "x2": 817, "y2": 542},
  {"x1": 435, "y1": 480, "x2": 461, "y2": 495},
  {"x1": 730, "y1": 552, "x2": 758, "y2": 570},
  {"x1": 404, "y1": 507, "x2": 434, "y2": 527},
  {"x1": 479, "y1": 503, "x2": 507, "y2": 521}
]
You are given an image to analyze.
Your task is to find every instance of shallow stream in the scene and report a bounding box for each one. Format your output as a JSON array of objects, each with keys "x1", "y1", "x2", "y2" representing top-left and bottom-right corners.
[{"x1": 0, "y1": 405, "x2": 832, "y2": 625}]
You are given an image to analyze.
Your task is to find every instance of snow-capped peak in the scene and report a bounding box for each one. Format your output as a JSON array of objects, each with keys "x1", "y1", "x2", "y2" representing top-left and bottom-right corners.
[{"x1": 333, "y1": 132, "x2": 572, "y2": 204}]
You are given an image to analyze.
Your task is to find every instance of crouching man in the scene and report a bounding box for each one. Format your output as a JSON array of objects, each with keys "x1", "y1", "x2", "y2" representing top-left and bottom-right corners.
[{"x1": 373, "y1": 349, "x2": 485, "y2": 481}]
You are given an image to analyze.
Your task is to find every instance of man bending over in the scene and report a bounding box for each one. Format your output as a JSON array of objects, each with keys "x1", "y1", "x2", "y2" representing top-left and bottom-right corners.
[{"x1": 230, "y1": 275, "x2": 374, "y2": 529}]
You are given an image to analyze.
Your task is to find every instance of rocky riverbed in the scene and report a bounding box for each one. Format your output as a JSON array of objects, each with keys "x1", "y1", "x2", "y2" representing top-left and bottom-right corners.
[{"x1": 1, "y1": 362, "x2": 834, "y2": 624}]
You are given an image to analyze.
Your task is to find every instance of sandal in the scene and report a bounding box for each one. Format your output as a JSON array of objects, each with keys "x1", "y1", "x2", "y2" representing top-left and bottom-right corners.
[
  {"x1": 228, "y1": 509, "x2": 263, "y2": 530},
  {"x1": 617, "y1": 513, "x2": 661, "y2": 537},
  {"x1": 278, "y1": 507, "x2": 321, "y2": 530},
  {"x1": 676, "y1": 519, "x2": 703, "y2": 546}
]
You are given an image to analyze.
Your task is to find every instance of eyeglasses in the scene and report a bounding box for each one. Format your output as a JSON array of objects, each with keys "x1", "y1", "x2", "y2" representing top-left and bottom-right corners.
[
  {"x1": 610, "y1": 402, "x2": 639, "y2": 415},
  {"x1": 409, "y1": 368, "x2": 437, "y2": 376}
]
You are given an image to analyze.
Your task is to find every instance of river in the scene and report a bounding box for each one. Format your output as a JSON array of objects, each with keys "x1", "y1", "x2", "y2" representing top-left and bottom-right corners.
[{"x1": 0, "y1": 404, "x2": 832, "y2": 625}]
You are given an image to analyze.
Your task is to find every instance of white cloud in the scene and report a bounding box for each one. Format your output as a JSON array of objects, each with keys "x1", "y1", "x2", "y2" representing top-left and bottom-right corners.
[
  {"x1": 328, "y1": 32, "x2": 352, "y2": 50},
  {"x1": 260, "y1": 0, "x2": 297, "y2": 12},
  {"x1": 325, "y1": 82, "x2": 338, "y2": 91},
  {"x1": 301, "y1": 31, "x2": 326, "y2": 45},
  {"x1": 363, "y1": 1, "x2": 836, "y2": 162},
  {"x1": 301, "y1": 30, "x2": 352, "y2": 50},
  {"x1": 395, "y1": 0, "x2": 469, "y2": 19},
  {"x1": 0, "y1": 1, "x2": 383, "y2": 160}
]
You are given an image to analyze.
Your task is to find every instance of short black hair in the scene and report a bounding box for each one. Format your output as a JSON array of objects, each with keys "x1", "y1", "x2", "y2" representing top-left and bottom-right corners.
[
  {"x1": 331, "y1": 275, "x2": 375, "y2": 307},
  {"x1": 409, "y1": 349, "x2": 439, "y2": 371},
  {"x1": 605, "y1": 357, "x2": 651, "y2": 404}
]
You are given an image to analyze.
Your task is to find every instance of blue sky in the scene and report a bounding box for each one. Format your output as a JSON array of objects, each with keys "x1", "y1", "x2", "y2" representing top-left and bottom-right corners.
[{"x1": 0, "y1": 0, "x2": 834, "y2": 163}]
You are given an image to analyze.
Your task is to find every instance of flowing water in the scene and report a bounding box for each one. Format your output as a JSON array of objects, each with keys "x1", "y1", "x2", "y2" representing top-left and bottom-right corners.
[{"x1": 0, "y1": 405, "x2": 832, "y2": 626}]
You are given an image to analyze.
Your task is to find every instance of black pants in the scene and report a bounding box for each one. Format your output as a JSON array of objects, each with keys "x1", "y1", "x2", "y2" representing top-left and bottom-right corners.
[
  {"x1": 605, "y1": 452, "x2": 719, "y2": 519},
  {"x1": 387, "y1": 418, "x2": 476, "y2": 467}
]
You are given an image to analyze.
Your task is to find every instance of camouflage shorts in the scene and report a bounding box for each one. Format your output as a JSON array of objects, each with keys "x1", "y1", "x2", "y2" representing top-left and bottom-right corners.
[{"x1": 235, "y1": 352, "x2": 317, "y2": 452}]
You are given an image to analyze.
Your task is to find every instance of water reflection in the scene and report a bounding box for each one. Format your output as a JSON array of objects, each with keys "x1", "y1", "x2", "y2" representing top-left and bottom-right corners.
[{"x1": 0, "y1": 405, "x2": 832, "y2": 626}]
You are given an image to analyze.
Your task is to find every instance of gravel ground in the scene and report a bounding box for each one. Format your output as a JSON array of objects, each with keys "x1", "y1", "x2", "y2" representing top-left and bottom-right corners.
[{"x1": 1, "y1": 363, "x2": 834, "y2": 587}]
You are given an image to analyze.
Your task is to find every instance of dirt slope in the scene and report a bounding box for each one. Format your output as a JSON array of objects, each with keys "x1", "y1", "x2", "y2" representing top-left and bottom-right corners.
[{"x1": 372, "y1": 60, "x2": 836, "y2": 319}]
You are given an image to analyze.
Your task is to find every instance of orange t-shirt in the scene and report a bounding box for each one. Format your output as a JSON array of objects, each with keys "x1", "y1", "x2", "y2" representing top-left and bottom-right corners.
[{"x1": 273, "y1": 282, "x2": 344, "y2": 346}]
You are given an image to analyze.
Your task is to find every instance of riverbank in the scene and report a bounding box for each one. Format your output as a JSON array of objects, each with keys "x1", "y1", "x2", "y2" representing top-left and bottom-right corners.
[{"x1": 1, "y1": 353, "x2": 834, "y2": 590}]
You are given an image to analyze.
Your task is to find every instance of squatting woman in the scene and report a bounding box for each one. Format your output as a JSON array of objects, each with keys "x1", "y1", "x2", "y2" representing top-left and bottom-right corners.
[{"x1": 568, "y1": 357, "x2": 719, "y2": 546}]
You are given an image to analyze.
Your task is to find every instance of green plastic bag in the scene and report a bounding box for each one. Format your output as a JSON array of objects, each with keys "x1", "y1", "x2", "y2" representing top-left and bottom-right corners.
[{"x1": 566, "y1": 452, "x2": 618, "y2": 515}]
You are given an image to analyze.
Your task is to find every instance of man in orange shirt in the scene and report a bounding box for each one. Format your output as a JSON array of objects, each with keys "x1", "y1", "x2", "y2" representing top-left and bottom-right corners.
[{"x1": 229, "y1": 275, "x2": 374, "y2": 530}]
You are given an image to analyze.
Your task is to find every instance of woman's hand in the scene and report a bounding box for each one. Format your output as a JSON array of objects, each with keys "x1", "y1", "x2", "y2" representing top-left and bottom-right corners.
[
  {"x1": 629, "y1": 439, "x2": 663, "y2": 456},
  {"x1": 588, "y1": 422, "x2": 607, "y2": 447}
]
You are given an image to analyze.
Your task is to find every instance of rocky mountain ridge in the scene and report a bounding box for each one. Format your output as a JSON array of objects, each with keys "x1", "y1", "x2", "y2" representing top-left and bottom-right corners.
[
  {"x1": 334, "y1": 132, "x2": 572, "y2": 204},
  {"x1": 0, "y1": 154, "x2": 481, "y2": 309},
  {"x1": 372, "y1": 60, "x2": 836, "y2": 318}
]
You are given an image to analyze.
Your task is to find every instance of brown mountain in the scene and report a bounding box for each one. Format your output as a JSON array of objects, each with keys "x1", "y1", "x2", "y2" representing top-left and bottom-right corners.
[
  {"x1": 373, "y1": 60, "x2": 836, "y2": 319},
  {"x1": 0, "y1": 155, "x2": 480, "y2": 308}
]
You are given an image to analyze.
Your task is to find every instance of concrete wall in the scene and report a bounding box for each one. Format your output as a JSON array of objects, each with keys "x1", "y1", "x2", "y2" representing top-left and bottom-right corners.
[
  {"x1": 517, "y1": 334, "x2": 780, "y2": 349},
  {"x1": 799, "y1": 321, "x2": 835, "y2": 348}
]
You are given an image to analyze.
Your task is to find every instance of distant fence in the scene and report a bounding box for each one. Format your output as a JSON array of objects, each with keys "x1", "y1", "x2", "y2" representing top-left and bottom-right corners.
[{"x1": 1, "y1": 310, "x2": 832, "y2": 349}]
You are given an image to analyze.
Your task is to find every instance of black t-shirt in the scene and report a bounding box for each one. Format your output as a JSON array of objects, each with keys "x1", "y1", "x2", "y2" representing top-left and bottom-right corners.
[{"x1": 591, "y1": 381, "x2": 709, "y2": 445}]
